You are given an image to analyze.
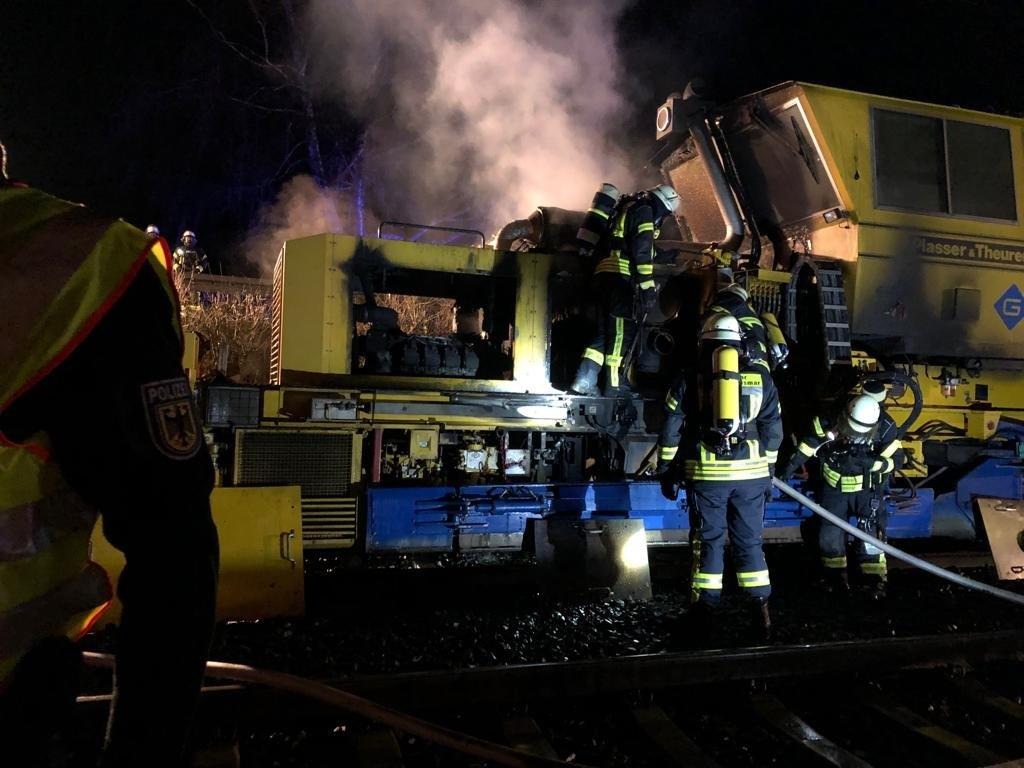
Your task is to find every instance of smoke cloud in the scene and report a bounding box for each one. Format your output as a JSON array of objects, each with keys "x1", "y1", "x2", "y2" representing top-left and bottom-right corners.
[
  {"x1": 305, "y1": 0, "x2": 637, "y2": 235},
  {"x1": 243, "y1": 175, "x2": 356, "y2": 273}
]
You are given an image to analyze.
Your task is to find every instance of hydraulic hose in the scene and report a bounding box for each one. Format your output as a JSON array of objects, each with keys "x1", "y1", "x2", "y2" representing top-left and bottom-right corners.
[
  {"x1": 860, "y1": 370, "x2": 922, "y2": 439},
  {"x1": 82, "y1": 652, "x2": 592, "y2": 768},
  {"x1": 772, "y1": 477, "x2": 1024, "y2": 607}
]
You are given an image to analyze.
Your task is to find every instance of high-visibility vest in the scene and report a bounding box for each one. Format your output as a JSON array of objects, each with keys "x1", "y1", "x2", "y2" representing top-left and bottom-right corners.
[{"x1": 0, "y1": 186, "x2": 180, "y2": 684}]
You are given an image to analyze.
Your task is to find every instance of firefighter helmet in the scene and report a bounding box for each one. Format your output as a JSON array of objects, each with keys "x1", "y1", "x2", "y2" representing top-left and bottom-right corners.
[
  {"x1": 722, "y1": 282, "x2": 749, "y2": 302},
  {"x1": 145, "y1": 225, "x2": 160, "y2": 238},
  {"x1": 699, "y1": 312, "x2": 742, "y2": 344},
  {"x1": 649, "y1": 184, "x2": 680, "y2": 215},
  {"x1": 844, "y1": 394, "x2": 881, "y2": 434},
  {"x1": 181, "y1": 230, "x2": 197, "y2": 244}
]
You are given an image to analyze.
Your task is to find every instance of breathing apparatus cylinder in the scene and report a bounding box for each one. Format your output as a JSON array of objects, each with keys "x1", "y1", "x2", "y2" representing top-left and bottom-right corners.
[
  {"x1": 576, "y1": 183, "x2": 621, "y2": 258},
  {"x1": 711, "y1": 345, "x2": 741, "y2": 452},
  {"x1": 761, "y1": 311, "x2": 789, "y2": 369}
]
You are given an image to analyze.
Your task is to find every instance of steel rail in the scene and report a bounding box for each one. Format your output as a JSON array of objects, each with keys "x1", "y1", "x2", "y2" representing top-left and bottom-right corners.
[{"x1": 325, "y1": 630, "x2": 1024, "y2": 709}]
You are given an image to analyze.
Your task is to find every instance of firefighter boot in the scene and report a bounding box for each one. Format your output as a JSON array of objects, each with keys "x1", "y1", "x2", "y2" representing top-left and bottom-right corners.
[
  {"x1": 861, "y1": 575, "x2": 887, "y2": 601},
  {"x1": 819, "y1": 569, "x2": 849, "y2": 596},
  {"x1": 748, "y1": 598, "x2": 772, "y2": 644},
  {"x1": 569, "y1": 359, "x2": 600, "y2": 396}
]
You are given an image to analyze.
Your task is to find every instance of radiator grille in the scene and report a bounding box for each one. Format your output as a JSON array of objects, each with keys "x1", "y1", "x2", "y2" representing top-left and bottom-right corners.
[
  {"x1": 302, "y1": 497, "x2": 358, "y2": 548},
  {"x1": 236, "y1": 430, "x2": 353, "y2": 497},
  {"x1": 269, "y1": 250, "x2": 285, "y2": 385}
]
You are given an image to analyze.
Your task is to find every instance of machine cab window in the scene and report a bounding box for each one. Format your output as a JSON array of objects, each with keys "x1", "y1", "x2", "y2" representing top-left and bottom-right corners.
[{"x1": 873, "y1": 108, "x2": 1017, "y2": 221}]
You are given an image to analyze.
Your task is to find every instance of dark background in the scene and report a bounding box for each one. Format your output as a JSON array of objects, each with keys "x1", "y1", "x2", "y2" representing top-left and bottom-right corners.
[{"x1": 3, "y1": 0, "x2": 1022, "y2": 272}]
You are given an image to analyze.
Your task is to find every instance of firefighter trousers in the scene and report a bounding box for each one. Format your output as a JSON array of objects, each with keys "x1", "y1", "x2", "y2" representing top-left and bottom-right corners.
[
  {"x1": 818, "y1": 485, "x2": 887, "y2": 580},
  {"x1": 574, "y1": 274, "x2": 636, "y2": 394},
  {"x1": 688, "y1": 478, "x2": 772, "y2": 606}
]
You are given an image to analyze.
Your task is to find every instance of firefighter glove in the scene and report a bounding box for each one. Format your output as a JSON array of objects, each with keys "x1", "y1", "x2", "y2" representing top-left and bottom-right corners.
[
  {"x1": 659, "y1": 473, "x2": 680, "y2": 501},
  {"x1": 641, "y1": 287, "x2": 657, "y2": 314}
]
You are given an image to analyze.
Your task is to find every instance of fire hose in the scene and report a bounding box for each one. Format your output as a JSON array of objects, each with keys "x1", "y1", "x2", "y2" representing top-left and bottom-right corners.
[
  {"x1": 82, "y1": 652, "x2": 594, "y2": 768},
  {"x1": 772, "y1": 477, "x2": 1024, "y2": 607}
]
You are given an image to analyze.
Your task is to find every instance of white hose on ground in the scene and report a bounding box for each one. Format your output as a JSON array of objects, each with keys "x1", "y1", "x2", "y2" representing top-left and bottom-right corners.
[
  {"x1": 82, "y1": 653, "x2": 593, "y2": 768},
  {"x1": 772, "y1": 477, "x2": 1024, "y2": 607}
]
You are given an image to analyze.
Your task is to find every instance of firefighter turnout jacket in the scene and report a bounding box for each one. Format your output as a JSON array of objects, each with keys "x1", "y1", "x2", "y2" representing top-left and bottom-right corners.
[
  {"x1": 704, "y1": 286, "x2": 768, "y2": 361},
  {"x1": 783, "y1": 410, "x2": 904, "y2": 492},
  {"x1": 657, "y1": 358, "x2": 783, "y2": 479},
  {"x1": 593, "y1": 196, "x2": 657, "y2": 292}
]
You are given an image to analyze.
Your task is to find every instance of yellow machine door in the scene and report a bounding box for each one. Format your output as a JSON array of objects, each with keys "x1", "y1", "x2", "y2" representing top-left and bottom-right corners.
[{"x1": 91, "y1": 485, "x2": 305, "y2": 621}]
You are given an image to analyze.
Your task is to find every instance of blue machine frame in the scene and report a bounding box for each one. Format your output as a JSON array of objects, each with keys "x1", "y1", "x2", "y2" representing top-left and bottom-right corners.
[{"x1": 366, "y1": 481, "x2": 936, "y2": 552}]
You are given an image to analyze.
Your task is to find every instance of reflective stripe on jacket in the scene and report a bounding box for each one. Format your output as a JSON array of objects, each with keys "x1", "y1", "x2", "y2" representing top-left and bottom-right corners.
[
  {"x1": 0, "y1": 186, "x2": 179, "y2": 683},
  {"x1": 593, "y1": 200, "x2": 656, "y2": 290}
]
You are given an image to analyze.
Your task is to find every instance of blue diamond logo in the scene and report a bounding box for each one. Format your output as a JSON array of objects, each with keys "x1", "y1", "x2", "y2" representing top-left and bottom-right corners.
[{"x1": 995, "y1": 284, "x2": 1024, "y2": 330}]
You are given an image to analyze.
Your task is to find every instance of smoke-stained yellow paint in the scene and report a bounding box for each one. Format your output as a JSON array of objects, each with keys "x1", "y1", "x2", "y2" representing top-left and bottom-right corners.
[{"x1": 272, "y1": 234, "x2": 558, "y2": 394}]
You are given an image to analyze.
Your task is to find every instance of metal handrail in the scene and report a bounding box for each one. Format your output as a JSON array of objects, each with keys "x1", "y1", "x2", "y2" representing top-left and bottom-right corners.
[{"x1": 377, "y1": 220, "x2": 486, "y2": 247}]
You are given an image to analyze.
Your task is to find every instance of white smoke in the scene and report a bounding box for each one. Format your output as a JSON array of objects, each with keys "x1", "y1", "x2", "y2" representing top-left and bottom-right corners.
[
  {"x1": 244, "y1": 175, "x2": 356, "y2": 273},
  {"x1": 304, "y1": 0, "x2": 636, "y2": 233}
]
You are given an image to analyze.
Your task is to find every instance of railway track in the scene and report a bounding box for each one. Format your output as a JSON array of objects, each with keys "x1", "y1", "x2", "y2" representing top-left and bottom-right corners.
[{"x1": 76, "y1": 629, "x2": 1024, "y2": 767}]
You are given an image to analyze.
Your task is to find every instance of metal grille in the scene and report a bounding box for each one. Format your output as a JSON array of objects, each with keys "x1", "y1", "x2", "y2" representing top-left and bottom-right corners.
[
  {"x1": 747, "y1": 278, "x2": 784, "y2": 318},
  {"x1": 302, "y1": 497, "x2": 358, "y2": 549},
  {"x1": 269, "y1": 251, "x2": 285, "y2": 385},
  {"x1": 786, "y1": 260, "x2": 851, "y2": 369},
  {"x1": 816, "y1": 263, "x2": 852, "y2": 366},
  {"x1": 205, "y1": 387, "x2": 261, "y2": 428},
  {"x1": 236, "y1": 430, "x2": 353, "y2": 497}
]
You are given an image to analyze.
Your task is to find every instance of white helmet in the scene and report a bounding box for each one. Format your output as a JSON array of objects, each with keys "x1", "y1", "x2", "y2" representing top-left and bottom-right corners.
[
  {"x1": 844, "y1": 394, "x2": 881, "y2": 434},
  {"x1": 649, "y1": 184, "x2": 680, "y2": 215},
  {"x1": 722, "y1": 282, "x2": 749, "y2": 302},
  {"x1": 145, "y1": 225, "x2": 160, "y2": 238},
  {"x1": 182, "y1": 230, "x2": 197, "y2": 243},
  {"x1": 699, "y1": 312, "x2": 741, "y2": 344}
]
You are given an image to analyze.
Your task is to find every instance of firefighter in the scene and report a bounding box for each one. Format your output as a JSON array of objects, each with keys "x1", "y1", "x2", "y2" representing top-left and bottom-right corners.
[
  {"x1": 569, "y1": 183, "x2": 680, "y2": 396},
  {"x1": 781, "y1": 393, "x2": 904, "y2": 597},
  {"x1": 173, "y1": 229, "x2": 210, "y2": 273},
  {"x1": 659, "y1": 312, "x2": 783, "y2": 641},
  {"x1": 0, "y1": 142, "x2": 218, "y2": 767},
  {"x1": 703, "y1": 253, "x2": 788, "y2": 370}
]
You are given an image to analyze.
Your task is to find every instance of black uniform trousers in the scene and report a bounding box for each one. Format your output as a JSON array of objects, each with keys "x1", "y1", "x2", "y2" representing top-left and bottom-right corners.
[
  {"x1": 688, "y1": 478, "x2": 772, "y2": 606},
  {"x1": 818, "y1": 484, "x2": 887, "y2": 578},
  {"x1": 576, "y1": 273, "x2": 636, "y2": 393},
  {"x1": 0, "y1": 266, "x2": 218, "y2": 768}
]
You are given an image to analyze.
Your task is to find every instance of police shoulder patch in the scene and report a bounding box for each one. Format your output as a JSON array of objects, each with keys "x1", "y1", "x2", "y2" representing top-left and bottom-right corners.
[{"x1": 141, "y1": 377, "x2": 201, "y2": 459}]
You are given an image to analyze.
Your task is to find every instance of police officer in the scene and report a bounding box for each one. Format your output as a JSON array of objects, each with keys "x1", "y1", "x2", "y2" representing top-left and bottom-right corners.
[
  {"x1": 659, "y1": 312, "x2": 783, "y2": 641},
  {"x1": 570, "y1": 184, "x2": 680, "y2": 396},
  {"x1": 0, "y1": 141, "x2": 218, "y2": 767},
  {"x1": 173, "y1": 230, "x2": 210, "y2": 274},
  {"x1": 782, "y1": 393, "x2": 903, "y2": 596}
]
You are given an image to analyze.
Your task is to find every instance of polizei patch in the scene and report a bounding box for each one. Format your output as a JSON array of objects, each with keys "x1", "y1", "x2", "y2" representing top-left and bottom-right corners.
[{"x1": 141, "y1": 377, "x2": 201, "y2": 459}]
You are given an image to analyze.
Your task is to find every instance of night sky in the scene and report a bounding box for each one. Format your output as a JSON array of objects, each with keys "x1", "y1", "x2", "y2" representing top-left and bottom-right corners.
[{"x1": 3, "y1": 0, "x2": 1022, "y2": 273}]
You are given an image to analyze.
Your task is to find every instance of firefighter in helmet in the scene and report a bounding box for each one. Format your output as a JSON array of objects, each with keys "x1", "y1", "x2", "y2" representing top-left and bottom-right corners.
[
  {"x1": 782, "y1": 392, "x2": 904, "y2": 597},
  {"x1": 703, "y1": 250, "x2": 788, "y2": 371},
  {"x1": 658, "y1": 312, "x2": 783, "y2": 642},
  {"x1": 569, "y1": 183, "x2": 680, "y2": 396},
  {"x1": 173, "y1": 230, "x2": 210, "y2": 274},
  {"x1": 0, "y1": 140, "x2": 218, "y2": 766}
]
